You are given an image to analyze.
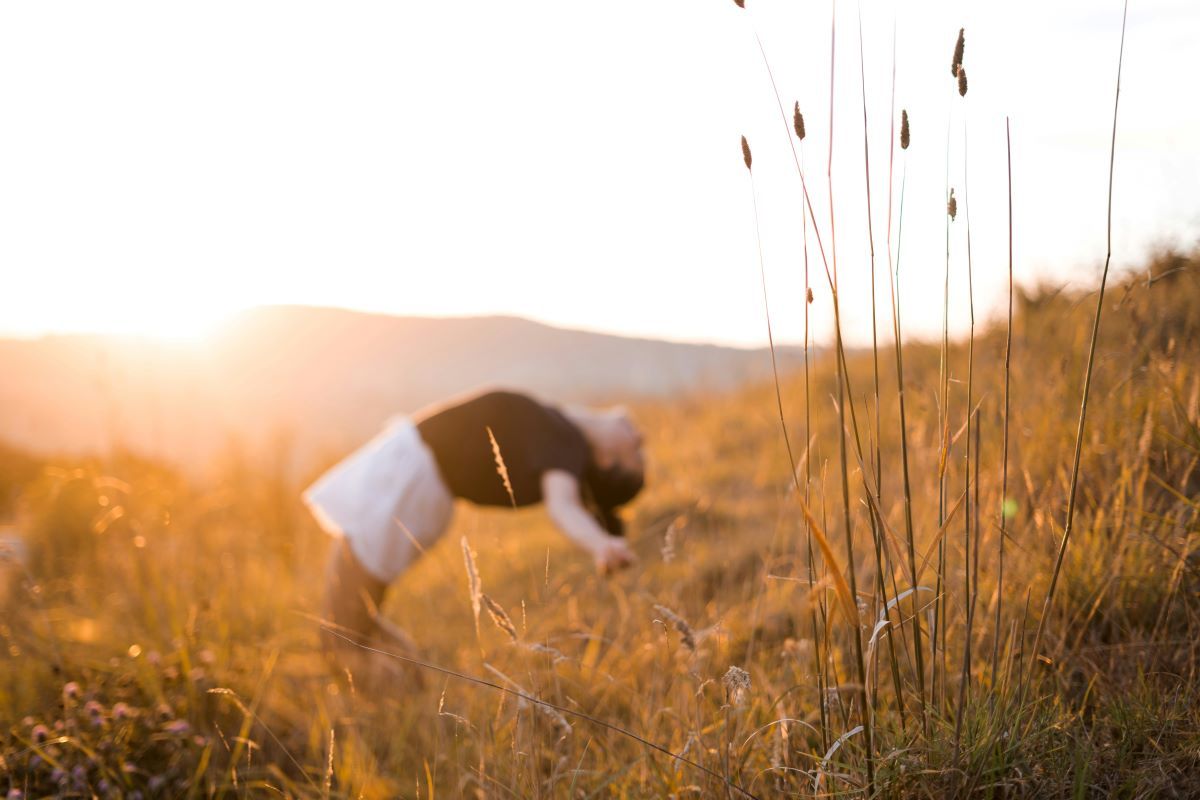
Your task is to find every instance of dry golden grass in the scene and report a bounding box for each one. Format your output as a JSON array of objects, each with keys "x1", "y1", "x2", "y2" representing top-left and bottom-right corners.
[{"x1": 3, "y1": 251, "x2": 1200, "y2": 798}]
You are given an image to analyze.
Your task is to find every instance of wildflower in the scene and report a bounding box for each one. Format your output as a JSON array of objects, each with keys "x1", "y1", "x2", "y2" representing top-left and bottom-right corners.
[
  {"x1": 164, "y1": 719, "x2": 191, "y2": 735},
  {"x1": 112, "y1": 702, "x2": 134, "y2": 720},
  {"x1": 62, "y1": 682, "x2": 81, "y2": 701},
  {"x1": 84, "y1": 700, "x2": 105, "y2": 723},
  {"x1": 31, "y1": 723, "x2": 50, "y2": 743}
]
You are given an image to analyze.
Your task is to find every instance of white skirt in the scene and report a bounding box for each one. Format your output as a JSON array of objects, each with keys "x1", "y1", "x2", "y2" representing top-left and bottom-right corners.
[{"x1": 302, "y1": 417, "x2": 455, "y2": 582}]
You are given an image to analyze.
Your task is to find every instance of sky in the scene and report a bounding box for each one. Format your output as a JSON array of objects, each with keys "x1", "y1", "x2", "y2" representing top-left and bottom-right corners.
[{"x1": 0, "y1": 0, "x2": 1196, "y2": 347}]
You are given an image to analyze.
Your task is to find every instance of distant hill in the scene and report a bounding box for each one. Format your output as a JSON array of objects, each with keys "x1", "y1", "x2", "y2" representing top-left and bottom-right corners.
[{"x1": 0, "y1": 306, "x2": 802, "y2": 471}]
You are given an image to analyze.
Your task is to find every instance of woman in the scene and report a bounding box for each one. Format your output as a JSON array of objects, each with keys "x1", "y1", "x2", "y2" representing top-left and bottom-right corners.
[{"x1": 304, "y1": 388, "x2": 645, "y2": 665}]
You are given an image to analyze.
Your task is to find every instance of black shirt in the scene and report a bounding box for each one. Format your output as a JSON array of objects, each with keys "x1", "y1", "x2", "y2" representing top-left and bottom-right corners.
[{"x1": 415, "y1": 390, "x2": 591, "y2": 508}]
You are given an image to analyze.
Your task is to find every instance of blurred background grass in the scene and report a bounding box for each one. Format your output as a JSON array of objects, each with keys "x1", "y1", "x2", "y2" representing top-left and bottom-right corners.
[{"x1": 2, "y1": 250, "x2": 1199, "y2": 797}]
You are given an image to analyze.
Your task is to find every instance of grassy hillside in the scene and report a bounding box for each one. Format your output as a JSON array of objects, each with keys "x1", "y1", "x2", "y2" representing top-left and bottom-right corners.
[
  {"x1": 2, "y1": 249, "x2": 1198, "y2": 798},
  {"x1": 0, "y1": 308, "x2": 799, "y2": 473}
]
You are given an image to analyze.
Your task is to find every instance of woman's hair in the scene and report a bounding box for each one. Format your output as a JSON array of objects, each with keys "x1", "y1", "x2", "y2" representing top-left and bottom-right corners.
[{"x1": 582, "y1": 462, "x2": 644, "y2": 537}]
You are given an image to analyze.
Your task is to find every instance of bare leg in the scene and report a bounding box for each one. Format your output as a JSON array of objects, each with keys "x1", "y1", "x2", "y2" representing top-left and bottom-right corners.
[
  {"x1": 322, "y1": 537, "x2": 387, "y2": 654},
  {"x1": 321, "y1": 538, "x2": 424, "y2": 690}
]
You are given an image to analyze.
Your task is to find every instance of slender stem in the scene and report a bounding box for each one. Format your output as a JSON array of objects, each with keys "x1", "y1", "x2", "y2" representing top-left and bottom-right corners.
[
  {"x1": 826, "y1": 5, "x2": 874, "y2": 790},
  {"x1": 885, "y1": 23, "x2": 928, "y2": 731},
  {"x1": 1028, "y1": 0, "x2": 1129, "y2": 692},
  {"x1": 934, "y1": 116, "x2": 953, "y2": 709},
  {"x1": 993, "y1": 117, "x2": 1014, "y2": 684},
  {"x1": 801, "y1": 137, "x2": 830, "y2": 752},
  {"x1": 954, "y1": 128, "x2": 977, "y2": 758},
  {"x1": 857, "y1": 2, "x2": 907, "y2": 732},
  {"x1": 743, "y1": 163, "x2": 801, "y2": 674}
]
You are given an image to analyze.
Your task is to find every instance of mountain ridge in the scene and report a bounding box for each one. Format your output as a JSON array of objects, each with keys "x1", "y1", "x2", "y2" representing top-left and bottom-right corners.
[{"x1": 0, "y1": 306, "x2": 804, "y2": 471}]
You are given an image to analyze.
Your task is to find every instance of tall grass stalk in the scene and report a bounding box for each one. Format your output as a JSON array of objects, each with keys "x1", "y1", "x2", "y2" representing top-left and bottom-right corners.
[
  {"x1": 799, "y1": 130, "x2": 831, "y2": 754},
  {"x1": 740, "y1": 135, "x2": 803, "y2": 675},
  {"x1": 825, "y1": 6, "x2": 874, "y2": 789},
  {"x1": 857, "y1": 5, "x2": 907, "y2": 732},
  {"x1": 886, "y1": 32, "x2": 928, "y2": 729},
  {"x1": 749, "y1": 25, "x2": 836, "y2": 754},
  {"x1": 954, "y1": 128, "x2": 977, "y2": 758},
  {"x1": 992, "y1": 116, "x2": 1014, "y2": 683},
  {"x1": 934, "y1": 120, "x2": 953, "y2": 708},
  {"x1": 1027, "y1": 0, "x2": 1129, "y2": 697}
]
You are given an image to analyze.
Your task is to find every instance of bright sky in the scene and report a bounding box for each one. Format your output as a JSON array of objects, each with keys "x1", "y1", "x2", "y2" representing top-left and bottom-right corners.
[{"x1": 1, "y1": 0, "x2": 1196, "y2": 347}]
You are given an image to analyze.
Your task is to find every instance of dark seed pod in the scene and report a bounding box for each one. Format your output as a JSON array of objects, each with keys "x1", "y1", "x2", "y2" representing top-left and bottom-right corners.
[
  {"x1": 951, "y1": 28, "x2": 965, "y2": 78},
  {"x1": 948, "y1": 188, "x2": 958, "y2": 221},
  {"x1": 793, "y1": 103, "x2": 806, "y2": 141},
  {"x1": 741, "y1": 136, "x2": 752, "y2": 170},
  {"x1": 734, "y1": 0, "x2": 745, "y2": 7},
  {"x1": 957, "y1": 67, "x2": 968, "y2": 97},
  {"x1": 900, "y1": 109, "x2": 910, "y2": 150},
  {"x1": 806, "y1": 288, "x2": 814, "y2": 304}
]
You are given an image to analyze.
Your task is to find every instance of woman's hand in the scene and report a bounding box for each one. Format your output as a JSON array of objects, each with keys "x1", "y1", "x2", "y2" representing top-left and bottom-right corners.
[{"x1": 594, "y1": 535, "x2": 636, "y2": 575}]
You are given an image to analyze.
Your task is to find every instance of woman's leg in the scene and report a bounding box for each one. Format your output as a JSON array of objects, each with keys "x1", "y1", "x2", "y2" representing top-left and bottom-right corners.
[
  {"x1": 321, "y1": 538, "x2": 386, "y2": 655},
  {"x1": 321, "y1": 538, "x2": 424, "y2": 689}
]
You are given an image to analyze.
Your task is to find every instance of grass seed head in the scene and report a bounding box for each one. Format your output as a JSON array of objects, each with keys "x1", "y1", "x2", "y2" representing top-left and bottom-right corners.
[
  {"x1": 482, "y1": 594, "x2": 519, "y2": 642},
  {"x1": 900, "y1": 109, "x2": 910, "y2": 150},
  {"x1": 948, "y1": 188, "x2": 958, "y2": 220},
  {"x1": 793, "y1": 103, "x2": 806, "y2": 140},
  {"x1": 733, "y1": 0, "x2": 745, "y2": 7},
  {"x1": 486, "y1": 427, "x2": 516, "y2": 507},
  {"x1": 723, "y1": 665, "x2": 751, "y2": 706},
  {"x1": 654, "y1": 604, "x2": 697, "y2": 651},
  {"x1": 958, "y1": 66, "x2": 968, "y2": 97},
  {"x1": 952, "y1": 28, "x2": 965, "y2": 77},
  {"x1": 741, "y1": 136, "x2": 752, "y2": 171},
  {"x1": 662, "y1": 519, "x2": 682, "y2": 563},
  {"x1": 461, "y1": 537, "x2": 483, "y2": 635}
]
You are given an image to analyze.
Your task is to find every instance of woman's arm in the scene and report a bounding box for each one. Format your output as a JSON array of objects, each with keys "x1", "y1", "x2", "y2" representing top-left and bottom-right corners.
[{"x1": 541, "y1": 469, "x2": 635, "y2": 574}]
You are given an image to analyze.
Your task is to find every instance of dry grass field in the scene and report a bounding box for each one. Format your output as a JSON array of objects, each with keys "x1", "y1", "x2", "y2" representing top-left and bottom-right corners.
[
  {"x1": 6, "y1": 6, "x2": 1200, "y2": 798},
  {"x1": 3, "y1": 248, "x2": 1199, "y2": 798}
]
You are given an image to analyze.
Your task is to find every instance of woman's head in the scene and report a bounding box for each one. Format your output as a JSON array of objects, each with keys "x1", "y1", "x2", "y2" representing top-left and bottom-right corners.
[
  {"x1": 573, "y1": 406, "x2": 644, "y2": 473},
  {"x1": 566, "y1": 405, "x2": 646, "y2": 532}
]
